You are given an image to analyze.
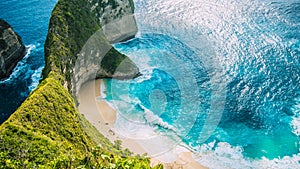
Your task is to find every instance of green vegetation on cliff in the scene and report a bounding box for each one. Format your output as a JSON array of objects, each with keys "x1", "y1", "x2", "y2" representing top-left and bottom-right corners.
[
  {"x1": 129, "y1": 0, "x2": 135, "y2": 13},
  {"x1": 43, "y1": 0, "x2": 139, "y2": 93},
  {"x1": 0, "y1": 0, "x2": 160, "y2": 168},
  {"x1": 0, "y1": 76, "x2": 92, "y2": 168},
  {"x1": 0, "y1": 75, "x2": 161, "y2": 168}
]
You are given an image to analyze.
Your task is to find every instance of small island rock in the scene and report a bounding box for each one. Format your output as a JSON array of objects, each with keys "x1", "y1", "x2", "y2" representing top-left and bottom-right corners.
[{"x1": 0, "y1": 19, "x2": 26, "y2": 80}]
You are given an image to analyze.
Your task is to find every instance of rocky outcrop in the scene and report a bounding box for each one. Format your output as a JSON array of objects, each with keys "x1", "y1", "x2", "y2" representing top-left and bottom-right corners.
[
  {"x1": 73, "y1": 29, "x2": 140, "y2": 96},
  {"x1": 90, "y1": 0, "x2": 138, "y2": 43},
  {"x1": 0, "y1": 1, "x2": 156, "y2": 167},
  {"x1": 43, "y1": 0, "x2": 139, "y2": 96},
  {"x1": 0, "y1": 19, "x2": 26, "y2": 80},
  {"x1": 0, "y1": 0, "x2": 157, "y2": 168}
]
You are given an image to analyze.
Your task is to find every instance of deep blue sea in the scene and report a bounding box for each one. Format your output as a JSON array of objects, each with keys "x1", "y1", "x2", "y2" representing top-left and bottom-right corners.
[
  {"x1": 0, "y1": 0, "x2": 57, "y2": 123},
  {"x1": 104, "y1": 0, "x2": 300, "y2": 168}
]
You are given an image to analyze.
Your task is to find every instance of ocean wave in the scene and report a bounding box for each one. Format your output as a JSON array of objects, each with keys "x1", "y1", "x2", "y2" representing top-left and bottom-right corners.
[
  {"x1": 0, "y1": 43, "x2": 43, "y2": 93},
  {"x1": 141, "y1": 104, "x2": 177, "y2": 132},
  {"x1": 194, "y1": 141, "x2": 300, "y2": 169},
  {"x1": 28, "y1": 66, "x2": 43, "y2": 92},
  {"x1": 109, "y1": 0, "x2": 300, "y2": 167},
  {"x1": 114, "y1": 106, "x2": 158, "y2": 139},
  {"x1": 0, "y1": 44, "x2": 36, "y2": 84},
  {"x1": 107, "y1": 98, "x2": 145, "y2": 123},
  {"x1": 134, "y1": 68, "x2": 154, "y2": 83},
  {"x1": 107, "y1": 94, "x2": 177, "y2": 138},
  {"x1": 291, "y1": 97, "x2": 300, "y2": 136}
]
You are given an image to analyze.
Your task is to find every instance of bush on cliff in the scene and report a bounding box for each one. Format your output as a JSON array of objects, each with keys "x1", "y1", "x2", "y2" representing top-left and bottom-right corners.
[
  {"x1": 0, "y1": 0, "x2": 160, "y2": 168},
  {"x1": 0, "y1": 74, "x2": 161, "y2": 168}
]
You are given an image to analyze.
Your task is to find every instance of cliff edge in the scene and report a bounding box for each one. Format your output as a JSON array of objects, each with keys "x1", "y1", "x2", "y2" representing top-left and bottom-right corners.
[
  {"x1": 0, "y1": 0, "x2": 161, "y2": 168},
  {"x1": 0, "y1": 19, "x2": 26, "y2": 80},
  {"x1": 91, "y1": 0, "x2": 138, "y2": 43},
  {"x1": 43, "y1": 0, "x2": 139, "y2": 96}
]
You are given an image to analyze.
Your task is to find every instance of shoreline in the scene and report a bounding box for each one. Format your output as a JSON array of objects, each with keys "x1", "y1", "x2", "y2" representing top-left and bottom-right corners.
[{"x1": 78, "y1": 79, "x2": 208, "y2": 169}]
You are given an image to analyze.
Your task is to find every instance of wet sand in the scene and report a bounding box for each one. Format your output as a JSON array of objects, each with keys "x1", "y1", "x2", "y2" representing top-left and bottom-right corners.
[{"x1": 78, "y1": 79, "x2": 208, "y2": 169}]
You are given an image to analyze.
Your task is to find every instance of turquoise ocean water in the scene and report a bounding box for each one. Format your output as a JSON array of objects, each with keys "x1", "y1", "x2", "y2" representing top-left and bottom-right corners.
[
  {"x1": 104, "y1": 0, "x2": 300, "y2": 168},
  {"x1": 0, "y1": 0, "x2": 299, "y2": 168}
]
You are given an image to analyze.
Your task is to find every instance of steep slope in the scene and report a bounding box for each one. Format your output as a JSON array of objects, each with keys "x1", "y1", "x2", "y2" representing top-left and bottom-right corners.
[
  {"x1": 0, "y1": 75, "x2": 157, "y2": 168},
  {"x1": 0, "y1": 0, "x2": 161, "y2": 168},
  {"x1": 43, "y1": 0, "x2": 139, "y2": 96}
]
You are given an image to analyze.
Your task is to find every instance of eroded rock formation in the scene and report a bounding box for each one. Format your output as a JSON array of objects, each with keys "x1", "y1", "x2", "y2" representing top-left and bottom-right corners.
[
  {"x1": 0, "y1": 19, "x2": 25, "y2": 80},
  {"x1": 43, "y1": 0, "x2": 139, "y2": 96}
]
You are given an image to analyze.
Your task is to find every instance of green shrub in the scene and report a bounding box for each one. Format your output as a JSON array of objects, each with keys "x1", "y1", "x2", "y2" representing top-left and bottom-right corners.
[
  {"x1": 0, "y1": 0, "x2": 160, "y2": 168},
  {"x1": 0, "y1": 74, "x2": 159, "y2": 168}
]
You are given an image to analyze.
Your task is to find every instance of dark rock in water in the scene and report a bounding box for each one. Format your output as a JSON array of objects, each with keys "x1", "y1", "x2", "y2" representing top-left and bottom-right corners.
[{"x1": 0, "y1": 19, "x2": 26, "y2": 80}]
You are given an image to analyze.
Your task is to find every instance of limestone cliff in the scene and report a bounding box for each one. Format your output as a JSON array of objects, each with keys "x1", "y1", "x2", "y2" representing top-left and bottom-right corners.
[
  {"x1": 90, "y1": 0, "x2": 138, "y2": 43},
  {"x1": 0, "y1": 0, "x2": 159, "y2": 168},
  {"x1": 0, "y1": 19, "x2": 26, "y2": 80},
  {"x1": 43, "y1": 0, "x2": 139, "y2": 96}
]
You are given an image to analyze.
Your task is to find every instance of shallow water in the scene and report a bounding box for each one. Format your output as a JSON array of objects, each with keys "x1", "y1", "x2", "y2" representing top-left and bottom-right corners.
[{"x1": 104, "y1": 0, "x2": 300, "y2": 168}]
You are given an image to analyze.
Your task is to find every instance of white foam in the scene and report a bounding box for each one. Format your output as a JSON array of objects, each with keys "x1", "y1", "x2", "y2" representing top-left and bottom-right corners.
[
  {"x1": 131, "y1": 50, "x2": 155, "y2": 83},
  {"x1": 0, "y1": 44, "x2": 36, "y2": 83},
  {"x1": 292, "y1": 117, "x2": 300, "y2": 137},
  {"x1": 113, "y1": 107, "x2": 187, "y2": 160},
  {"x1": 114, "y1": 107, "x2": 157, "y2": 139},
  {"x1": 194, "y1": 141, "x2": 300, "y2": 169},
  {"x1": 28, "y1": 66, "x2": 43, "y2": 91},
  {"x1": 106, "y1": 97, "x2": 184, "y2": 158},
  {"x1": 100, "y1": 80, "x2": 107, "y2": 98},
  {"x1": 108, "y1": 98, "x2": 144, "y2": 122},
  {"x1": 119, "y1": 94, "x2": 136, "y2": 103},
  {"x1": 149, "y1": 144, "x2": 191, "y2": 163},
  {"x1": 141, "y1": 104, "x2": 176, "y2": 132},
  {"x1": 104, "y1": 88, "x2": 300, "y2": 168},
  {"x1": 135, "y1": 31, "x2": 142, "y2": 38},
  {"x1": 112, "y1": 1, "x2": 300, "y2": 166},
  {"x1": 291, "y1": 97, "x2": 300, "y2": 136},
  {"x1": 134, "y1": 68, "x2": 154, "y2": 83},
  {"x1": 0, "y1": 43, "x2": 43, "y2": 92},
  {"x1": 114, "y1": 46, "x2": 154, "y2": 83}
]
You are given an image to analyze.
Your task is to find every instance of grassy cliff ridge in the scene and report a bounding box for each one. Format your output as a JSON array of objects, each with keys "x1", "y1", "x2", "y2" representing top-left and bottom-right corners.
[
  {"x1": 0, "y1": 0, "x2": 161, "y2": 168},
  {"x1": 0, "y1": 75, "x2": 158, "y2": 168}
]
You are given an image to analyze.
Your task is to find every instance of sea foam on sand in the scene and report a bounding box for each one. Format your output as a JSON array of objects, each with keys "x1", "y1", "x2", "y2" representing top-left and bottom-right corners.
[{"x1": 78, "y1": 79, "x2": 207, "y2": 169}]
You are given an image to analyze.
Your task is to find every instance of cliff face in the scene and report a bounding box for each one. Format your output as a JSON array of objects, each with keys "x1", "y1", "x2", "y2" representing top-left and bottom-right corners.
[
  {"x1": 0, "y1": 19, "x2": 26, "y2": 80},
  {"x1": 43, "y1": 0, "x2": 139, "y2": 96},
  {"x1": 90, "y1": 0, "x2": 138, "y2": 43}
]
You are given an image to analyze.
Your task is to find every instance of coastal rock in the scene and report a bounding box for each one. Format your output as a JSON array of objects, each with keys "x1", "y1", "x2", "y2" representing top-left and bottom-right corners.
[
  {"x1": 0, "y1": 19, "x2": 26, "y2": 80},
  {"x1": 90, "y1": 0, "x2": 138, "y2": 43},
  {"x1": 0, "y1": 0, "x2": 154, "y2": 168},
  {"x1": 44, "y1": 0, "x2": 139, "y2": 96}
]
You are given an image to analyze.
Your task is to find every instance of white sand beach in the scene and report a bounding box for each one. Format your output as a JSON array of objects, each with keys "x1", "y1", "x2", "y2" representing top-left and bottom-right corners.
[{"x1": 78, "y1": 79, "x2": 208, "y2": 169}]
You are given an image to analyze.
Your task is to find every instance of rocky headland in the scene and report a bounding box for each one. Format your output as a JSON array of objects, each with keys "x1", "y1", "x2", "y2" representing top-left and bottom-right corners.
[
  {"x1": 0, "y1": 19, "x2": 26, "y2": 80},
  {"x1": 0, "y1": 0, "x2": 160, "y2": 168},
  {"x1": 43, "y1": 0, "x2": 140, "y2": 96}
]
